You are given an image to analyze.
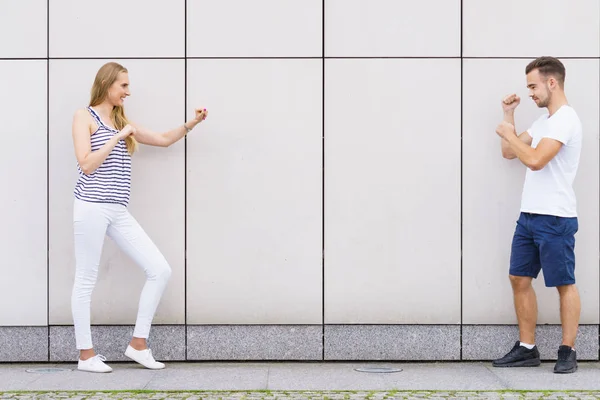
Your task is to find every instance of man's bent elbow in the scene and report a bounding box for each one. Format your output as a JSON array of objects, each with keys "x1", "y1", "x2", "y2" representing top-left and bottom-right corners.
[
  {"x1": 502, "y1": 151, "x2": 516, "y2": 160},
  {"x1": 528, "y1": 159, "x2": 545, "y2": 171},
  {"x1": 529, "y1": 164, "x2": 543, "y2": 171}
]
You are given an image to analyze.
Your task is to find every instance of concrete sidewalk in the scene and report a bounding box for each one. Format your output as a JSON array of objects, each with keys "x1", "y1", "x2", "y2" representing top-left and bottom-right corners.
[{"x1": 1, "y1": 361, "x2": 599, "y2": 392}]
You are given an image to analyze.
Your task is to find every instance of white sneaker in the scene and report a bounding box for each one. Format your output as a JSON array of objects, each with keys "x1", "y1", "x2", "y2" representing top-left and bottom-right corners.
[
  {"x1": 124, "y1": 345, "x2": 165, "y2": 370},
  {"x1": 77, "y1": 354, "x2": 112, "y2": 373}
]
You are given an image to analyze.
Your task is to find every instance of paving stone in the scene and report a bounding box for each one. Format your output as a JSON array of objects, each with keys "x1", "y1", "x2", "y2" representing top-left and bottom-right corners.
[{"x1": 1, "y1": 392, "x2": 600, "y2": 399}]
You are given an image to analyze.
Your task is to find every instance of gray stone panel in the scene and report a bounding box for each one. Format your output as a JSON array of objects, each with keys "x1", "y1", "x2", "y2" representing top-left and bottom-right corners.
[
  {"x1": 49, "y1": 325, "x2": 185, "y2": 362},
  {"x1": 324, "y1": 325, "x2": 461, "y2": 360},
  {"x1": 187, "y1": 325, "x2": 322, "y2": 360},
  {"x1": 0, "y1": 327, "x2": 48, "y2": 362},
  {"x1": 462, "y1": 325, "x2": 599, "y2": 360}
]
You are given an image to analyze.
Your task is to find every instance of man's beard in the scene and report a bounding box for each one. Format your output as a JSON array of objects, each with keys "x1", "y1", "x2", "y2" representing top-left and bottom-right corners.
[{"x1": 537, "y1": 92, "x2": 551, "y2": 108}]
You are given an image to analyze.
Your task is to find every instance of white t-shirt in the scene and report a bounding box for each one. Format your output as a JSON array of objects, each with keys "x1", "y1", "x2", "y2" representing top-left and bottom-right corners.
[{"x1": 520, "y1": 105, "x2": 582, "y2": 217}]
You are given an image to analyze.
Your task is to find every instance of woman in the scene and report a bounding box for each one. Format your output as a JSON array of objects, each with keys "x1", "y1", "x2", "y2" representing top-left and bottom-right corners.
[{"x1": 71, "y1": 62, "x2": 207, "y2": 373}]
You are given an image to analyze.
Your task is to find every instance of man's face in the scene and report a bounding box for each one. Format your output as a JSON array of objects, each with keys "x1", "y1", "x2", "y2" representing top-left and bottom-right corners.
[{"x1": 526, "y1": 69, "x2": 552, "y2": 108}]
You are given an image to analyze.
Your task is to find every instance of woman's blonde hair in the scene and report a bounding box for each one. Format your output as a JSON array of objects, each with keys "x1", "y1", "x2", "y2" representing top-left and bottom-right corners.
[{"x1": 89, "y1": 62, "x2": 138, "y2": 154}]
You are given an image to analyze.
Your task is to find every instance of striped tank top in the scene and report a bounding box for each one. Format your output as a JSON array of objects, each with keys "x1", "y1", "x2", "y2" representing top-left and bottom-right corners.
[{"x1": 73, "y1": 107, "x2": 132, "y2": 207}]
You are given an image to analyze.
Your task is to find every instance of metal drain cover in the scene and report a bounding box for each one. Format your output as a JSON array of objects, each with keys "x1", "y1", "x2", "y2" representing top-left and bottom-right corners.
[
  {"x1": 26, "y1": 368, "x2": 71, "y2": 374},
  {"x1": 354, "y1": 367, "x2": 402, "y2": 373}
]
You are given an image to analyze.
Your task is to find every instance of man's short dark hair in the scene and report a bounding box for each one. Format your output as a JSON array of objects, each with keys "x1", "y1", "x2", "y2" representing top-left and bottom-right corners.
[{"x1": 526, "y1": 56, "x2": 566, "y2": 86}]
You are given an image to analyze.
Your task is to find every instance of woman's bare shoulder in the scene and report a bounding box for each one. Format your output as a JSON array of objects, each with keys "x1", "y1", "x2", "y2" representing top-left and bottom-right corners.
[
  {"x1": 73, "y1": 108, "x2": 92, "y2": 120},
  {"x1": 72, "y1": 108, "x2": 96, "y2": 135}
]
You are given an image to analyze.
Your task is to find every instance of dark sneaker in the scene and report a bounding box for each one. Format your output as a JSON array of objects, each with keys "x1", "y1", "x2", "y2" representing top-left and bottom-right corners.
[
  {"x1": 492, "y1": 341, "x2": 541, "y2": 367},
  {"x1": 554, "y1": 345, "x2": 577, "y2": 374}
]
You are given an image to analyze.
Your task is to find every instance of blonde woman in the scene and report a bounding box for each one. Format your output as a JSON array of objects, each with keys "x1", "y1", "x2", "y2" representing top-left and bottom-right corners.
[{"x1": 71, "y1": 62, "x2": 207, "y2": 373}]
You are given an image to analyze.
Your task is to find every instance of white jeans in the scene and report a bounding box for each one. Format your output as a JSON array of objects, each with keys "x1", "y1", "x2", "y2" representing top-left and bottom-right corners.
[{"x1": 71, "y1": 199, "x2": 172, "y2": 350}]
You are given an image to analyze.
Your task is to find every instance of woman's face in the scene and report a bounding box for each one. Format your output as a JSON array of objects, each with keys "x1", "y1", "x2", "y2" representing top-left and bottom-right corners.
[{"x1": 107, "y1": 71, "x2": 130, "y2": 107}]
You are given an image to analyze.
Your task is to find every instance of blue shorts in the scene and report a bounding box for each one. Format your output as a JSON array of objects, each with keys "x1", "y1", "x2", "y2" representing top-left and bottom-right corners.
[{"x1": 509, "y1": 212, "x2": 578, "y2": 287}]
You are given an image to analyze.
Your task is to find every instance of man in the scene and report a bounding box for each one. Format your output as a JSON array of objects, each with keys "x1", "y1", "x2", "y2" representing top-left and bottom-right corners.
[{"x1": 492, "y1": 56, "x2": 582, "y2": 374}]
